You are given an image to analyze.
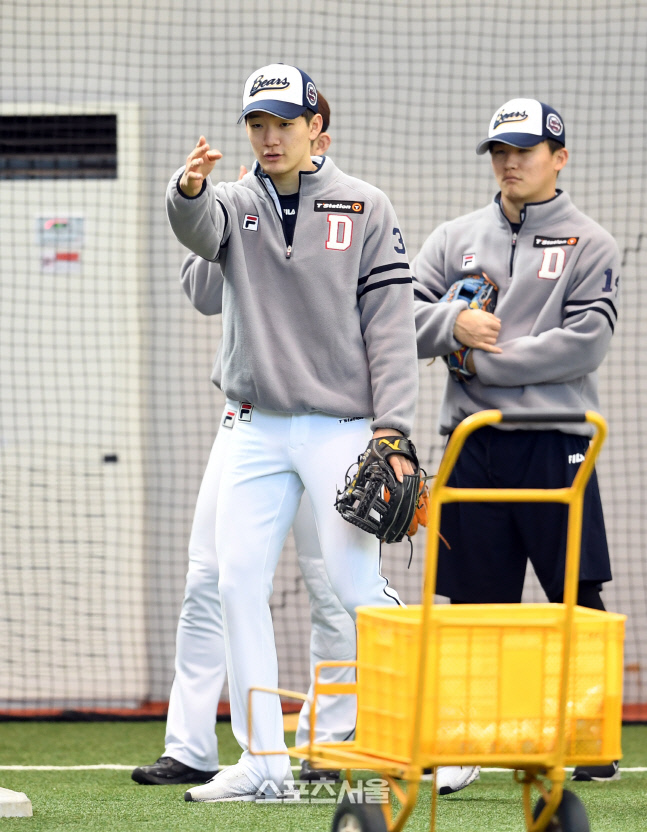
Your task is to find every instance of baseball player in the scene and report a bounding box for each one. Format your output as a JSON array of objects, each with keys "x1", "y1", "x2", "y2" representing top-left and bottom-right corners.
[
  {"x1": 165, "y1": 63, "x2": 418, "y2": 802},
  {"x1": 132, "y1": 101, "x2": 353, "y2": 788},
  {"x1": 413, "y1": 98, "x2": 620, "y2": 786}
]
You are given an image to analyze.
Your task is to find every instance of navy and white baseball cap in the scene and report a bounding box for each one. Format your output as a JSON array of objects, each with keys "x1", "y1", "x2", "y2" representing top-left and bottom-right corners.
[
  {"x1": 238, "y1": 63, "x2": 318, "y2": 123},
  {"x1": 476, "y1": 98, "x2": 566, "y2": 155}
]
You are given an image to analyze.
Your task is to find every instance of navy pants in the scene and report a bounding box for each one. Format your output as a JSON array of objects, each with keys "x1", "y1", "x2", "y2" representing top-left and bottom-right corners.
[{"x1": 436, "y1": 428, "x2": 612, "y2": 604}]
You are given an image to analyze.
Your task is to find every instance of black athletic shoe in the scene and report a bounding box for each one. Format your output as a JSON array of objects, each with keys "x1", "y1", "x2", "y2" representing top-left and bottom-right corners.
[
  {"x1": 131, "y1": 756, "x2": 219, "y2": 785},
  {"x1": 299, "y1": 760, "x2": 341, "y2": 783},
  {"x1": 571, "y1": 761, "x2": 620, "y2": 782}
]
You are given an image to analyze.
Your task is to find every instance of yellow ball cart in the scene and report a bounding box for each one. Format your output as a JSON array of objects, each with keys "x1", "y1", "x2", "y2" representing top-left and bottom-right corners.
[{"x1": 250, "y1": 409, "x2": 625, "y2": 832}]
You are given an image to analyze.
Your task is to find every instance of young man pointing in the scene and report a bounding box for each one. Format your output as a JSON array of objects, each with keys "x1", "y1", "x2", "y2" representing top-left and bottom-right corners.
[{"x1": 166, "y1": 63, "x2": 418, "y2": 802}]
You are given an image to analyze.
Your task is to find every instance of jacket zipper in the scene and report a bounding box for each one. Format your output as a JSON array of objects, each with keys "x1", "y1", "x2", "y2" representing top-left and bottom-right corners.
[
  {"x1": 509, "y1": 231, "x2": 518, "y2": 276},
  {"x1": 282, "y1": 210, "x2": 294, "y2": 259},
  {"x1": 257, "y1": 174, "x2": 295, "y2": 259}
]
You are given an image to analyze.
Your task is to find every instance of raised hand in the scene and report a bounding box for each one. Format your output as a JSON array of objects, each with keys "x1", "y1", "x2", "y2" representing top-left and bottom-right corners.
[{"x1": 179, "y1": 136, "x2": 223, "y2": 197}]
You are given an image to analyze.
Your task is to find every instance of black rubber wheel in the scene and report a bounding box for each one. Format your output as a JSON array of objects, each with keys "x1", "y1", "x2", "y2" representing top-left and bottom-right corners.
[
  {"x1": 533, "y1": 789, "x2": 590, "y2": 832},
  {"x1": 331, "y1": 796, "x2": 388, "y2": 832}
]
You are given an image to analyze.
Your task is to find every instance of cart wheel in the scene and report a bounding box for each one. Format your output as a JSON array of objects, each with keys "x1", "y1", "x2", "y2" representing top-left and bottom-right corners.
[
  {"x1": 331, "y1": 797, "x2": 387, "y2": 832},
  {"x1": 532, "y1": 789, "x2": 590, "y2": 832}
]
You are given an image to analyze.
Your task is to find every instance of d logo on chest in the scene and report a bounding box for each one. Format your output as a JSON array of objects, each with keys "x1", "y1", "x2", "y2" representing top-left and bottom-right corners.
[
  {"x1": 534, "y1": 235, "x2": 578, "y2": 280},
  {"x1": 537, "y1": 246, "x2": 565, "y2": 280},
  {"x1": 325, "y1": 214, "x2": 353, "y2": 251}
]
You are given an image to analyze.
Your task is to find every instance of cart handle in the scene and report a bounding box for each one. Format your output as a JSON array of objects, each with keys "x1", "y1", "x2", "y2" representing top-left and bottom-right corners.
[
  {"x1": 499, "y1": 409, "x2": 587, "y2": 423},
  {"x1": 433, "y1": 409, "x2": 606, "y2": 495}
]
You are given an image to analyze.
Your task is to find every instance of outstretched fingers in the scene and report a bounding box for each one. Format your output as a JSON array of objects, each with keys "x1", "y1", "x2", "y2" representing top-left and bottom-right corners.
[{"x1": 180, "y1": 136, "x2": 223, "y2": 196}]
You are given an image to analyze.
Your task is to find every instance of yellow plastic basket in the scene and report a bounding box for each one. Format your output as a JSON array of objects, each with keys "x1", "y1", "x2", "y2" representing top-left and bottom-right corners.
[{"x1": 355, "y1": 603, "x2": 624, "y2": 767}]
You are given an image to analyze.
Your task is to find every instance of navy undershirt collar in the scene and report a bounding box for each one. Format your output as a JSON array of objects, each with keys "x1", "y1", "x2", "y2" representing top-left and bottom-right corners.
[{"x1": 278, "y1": 191, "x2": 299, "y2": 247}]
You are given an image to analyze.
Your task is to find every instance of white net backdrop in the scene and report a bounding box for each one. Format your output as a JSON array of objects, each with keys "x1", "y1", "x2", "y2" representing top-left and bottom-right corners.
[{"x1": 0, "y1": 0, "x2": 645, "y2": 710}]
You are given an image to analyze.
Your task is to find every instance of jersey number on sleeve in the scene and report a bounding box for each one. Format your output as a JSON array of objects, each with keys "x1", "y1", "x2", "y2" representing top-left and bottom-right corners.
[
  {"x1": 393, "y1": 227, "x2": 406, "y2": 255},
  {"x1": 602, "y1": 268, "x2": 619, "y2": 294}
]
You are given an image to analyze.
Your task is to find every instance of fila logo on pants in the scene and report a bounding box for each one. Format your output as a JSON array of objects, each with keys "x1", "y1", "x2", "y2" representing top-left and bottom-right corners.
[
  {"x1": 326, "y1": 214, "x2": 353, "y2": 251},
  {"x1": 222, "y1": 409, "x2": 236, "y2": 429},
  {"x1": 239, "y1": 402, "x2": 254, "y2": 422}
]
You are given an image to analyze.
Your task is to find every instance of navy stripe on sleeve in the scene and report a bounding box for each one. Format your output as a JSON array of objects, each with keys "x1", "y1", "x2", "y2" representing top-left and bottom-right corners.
[
  {"x1": 358, "y1": 262, "x2": 410, "y2": 286},
  {"x1": 358, "y1": 276, "x2": 412, "y2": 299},
  {"x1": 176, "y1": 175, "x2": 208, "y2": 200},
  {"x1": 563, "y1": 305, "x2": 616, "y2": 333},
  {"x1": 411, "y1": 277, "x2": 439, "y2": 303},
  {"x1": 215, "y1": 198, "x2": 229, "y2": 238},
  {"x1": 565, "y1": 297, "x2": 618, "y2": 318}
]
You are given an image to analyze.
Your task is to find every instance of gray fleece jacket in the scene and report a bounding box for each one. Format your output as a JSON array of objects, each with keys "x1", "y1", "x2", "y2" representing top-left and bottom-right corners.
[
  {"x1": 167, "y1": 157, "x2": 418, "y2": 435},
  {"x1": 412, "y1": 191, "x2": 620, "y2": 436}
]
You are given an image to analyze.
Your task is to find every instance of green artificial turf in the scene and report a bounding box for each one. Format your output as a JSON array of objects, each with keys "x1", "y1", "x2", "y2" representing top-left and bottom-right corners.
[{"x1": 0, "y1": 722, "x2": 645, "y2": 831}]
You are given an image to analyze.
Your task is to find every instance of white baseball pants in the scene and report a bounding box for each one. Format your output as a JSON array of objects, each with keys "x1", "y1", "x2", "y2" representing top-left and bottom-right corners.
[
  {"x1": 215, "y1": 405, "x2": 402, "y2": 787},
  {"x1": 164, "y1": 404, "x2": 358, "y2": 772}
]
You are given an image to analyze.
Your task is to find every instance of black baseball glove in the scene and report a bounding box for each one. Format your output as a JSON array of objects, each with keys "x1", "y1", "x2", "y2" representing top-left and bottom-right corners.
[{"x1": 335, "y1": 435, "x2": 424, "y2": 544}]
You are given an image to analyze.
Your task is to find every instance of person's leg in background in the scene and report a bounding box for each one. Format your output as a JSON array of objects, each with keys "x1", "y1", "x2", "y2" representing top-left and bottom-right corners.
[{"x1": 293, "y1": 492, "x2": 357, "y2": 781}]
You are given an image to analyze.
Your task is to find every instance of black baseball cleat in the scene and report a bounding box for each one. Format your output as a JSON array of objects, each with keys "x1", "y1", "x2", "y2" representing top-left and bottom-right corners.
[
  {"x1": 131, "y1": 756, "x2": 219, "y2": 785},
  {"x1": 299, "y1": 760, "x2": 341, "y2": 783},
  {"x1": 571, "y1": 761, "x2": 620, "y2": 782}
]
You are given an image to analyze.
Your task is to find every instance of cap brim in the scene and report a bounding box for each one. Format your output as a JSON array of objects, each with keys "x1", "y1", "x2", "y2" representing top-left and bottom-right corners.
[
  {"x1": 237, "y1": 101, "x2": 307, "y2": 124},
  {"x1": 476, "y1": 133, "x2": 547, "y2": 155}
]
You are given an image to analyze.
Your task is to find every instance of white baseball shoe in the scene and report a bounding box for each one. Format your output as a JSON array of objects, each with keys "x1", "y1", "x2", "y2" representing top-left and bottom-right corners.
[
  {"x1": 435, "y1": 765, "x2": 481, "y2": 795},
  {"x1": 184, "y1": 762, "x2": 300, "y2": 803}
]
